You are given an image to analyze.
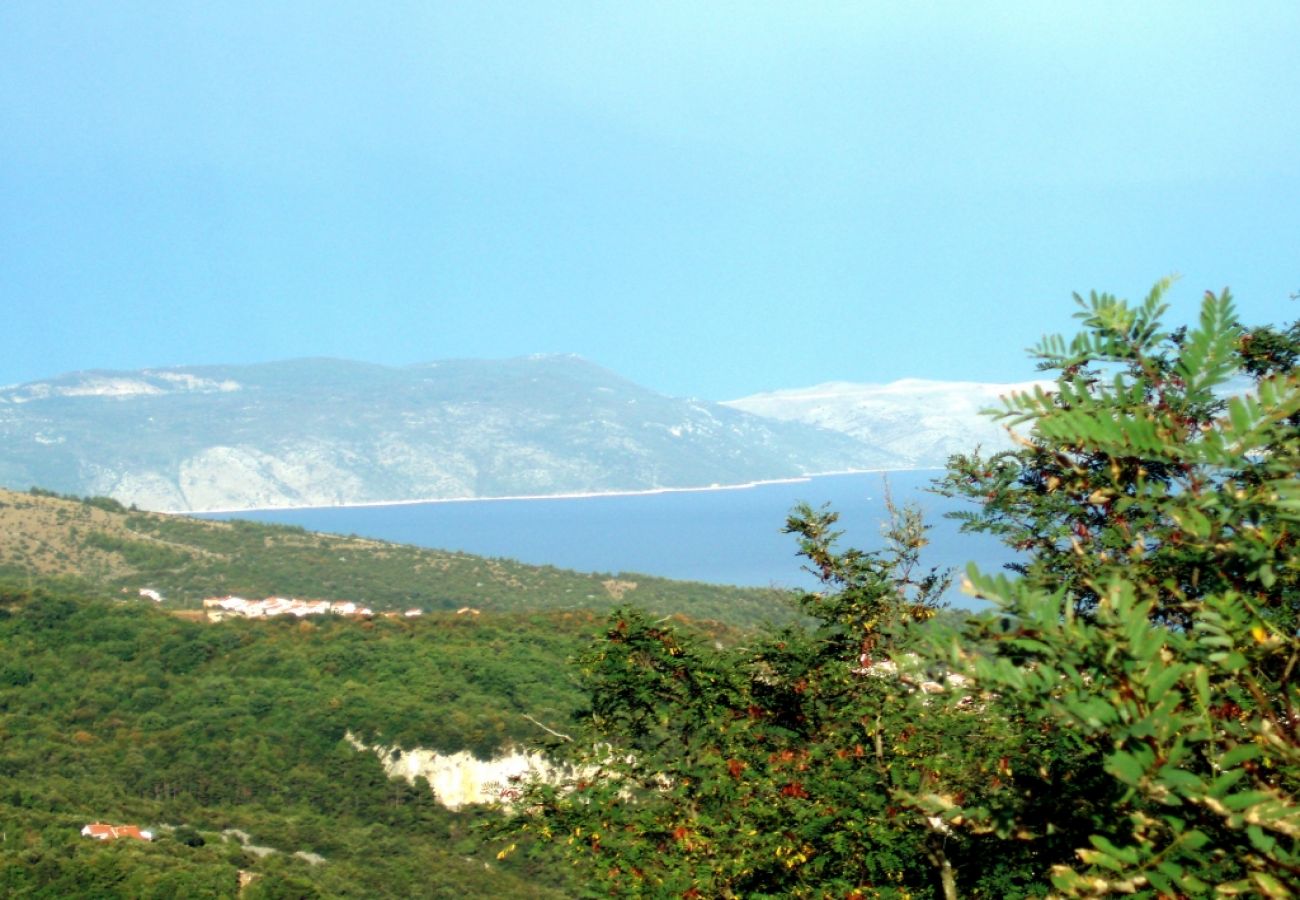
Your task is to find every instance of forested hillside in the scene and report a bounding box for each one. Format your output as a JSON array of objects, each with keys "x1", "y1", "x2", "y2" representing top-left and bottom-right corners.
[
  {"x1": 0, "y1": 583, "x2": 599, "y2": 897},
  {"x1": 0, "y1": 491, "x2": 772, "y2": 895},
  {"x1": 0, "y1": 488, "x2": 790, "y2": 628}
]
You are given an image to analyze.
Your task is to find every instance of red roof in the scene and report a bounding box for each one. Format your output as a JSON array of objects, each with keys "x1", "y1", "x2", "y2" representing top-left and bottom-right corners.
[{"x1": 82, "y1": 822, "x2": 152, "y2": 841}]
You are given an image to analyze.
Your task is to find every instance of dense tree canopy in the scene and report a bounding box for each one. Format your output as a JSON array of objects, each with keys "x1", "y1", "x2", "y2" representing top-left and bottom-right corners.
[
  {"x1": 937, "y1": 281, "x2": 1298, "y2": 628},
  {"x1": 500, "y1": 282, "x2": 1300, "y2": 897},
  {"x1": 0, "y1": 589, "x2": 591, "y2": 897},
  {"x1": 937, "y1": 285, "x2": 1300, "y2": 895},
  {"x1": 497, "y1": 502, "x2": 1062, "y2": 897}
]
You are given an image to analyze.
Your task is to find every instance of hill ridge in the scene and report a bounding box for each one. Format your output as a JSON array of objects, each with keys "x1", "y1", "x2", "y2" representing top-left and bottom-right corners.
[{"x1": 0, "y1": 356, "x2": 895, "y2": 512}]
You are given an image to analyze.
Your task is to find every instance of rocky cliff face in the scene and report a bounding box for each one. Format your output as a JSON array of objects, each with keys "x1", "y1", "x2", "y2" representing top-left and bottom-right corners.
[{"x1": 0, "y1": 356, "x2": 900, "y2": 512}]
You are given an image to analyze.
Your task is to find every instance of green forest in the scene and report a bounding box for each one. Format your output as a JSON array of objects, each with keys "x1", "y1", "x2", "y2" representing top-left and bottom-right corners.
[
  {"x1": 2, "y1": 283, "x2": 1297, "y2": 897},
  {"x1": 0, "y1": 578, "x2": 627, "y2": 896}
]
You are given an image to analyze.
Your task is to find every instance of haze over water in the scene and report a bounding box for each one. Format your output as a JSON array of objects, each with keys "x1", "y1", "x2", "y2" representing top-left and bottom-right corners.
[{"x1": 210, "y1": 470, "x2": 1011, "y2": 606}]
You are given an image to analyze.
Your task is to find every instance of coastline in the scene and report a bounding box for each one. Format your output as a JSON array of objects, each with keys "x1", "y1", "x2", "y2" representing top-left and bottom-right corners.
[{"x1": 180, "y1": 467, "x2": 941, "y2": 517}]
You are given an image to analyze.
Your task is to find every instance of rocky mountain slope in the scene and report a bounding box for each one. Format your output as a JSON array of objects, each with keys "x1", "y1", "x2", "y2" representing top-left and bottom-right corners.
[
  {"x1": 723, "y1": 377, "x2": 1050, "y2": 467},
  {"x1": 0, "y1": 356, "x2": 900, "y2": 512}
]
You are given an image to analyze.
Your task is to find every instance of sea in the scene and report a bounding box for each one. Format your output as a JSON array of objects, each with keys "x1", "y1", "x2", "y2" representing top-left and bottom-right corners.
[{"x1": 206, "y1": 469, "x2": 1014, "y2": 607}]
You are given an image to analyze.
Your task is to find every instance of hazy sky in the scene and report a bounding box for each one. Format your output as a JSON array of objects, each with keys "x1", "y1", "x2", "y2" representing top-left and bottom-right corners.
[{"x1": 3, "y1": 2, "x2": 1297, "y2": 400}]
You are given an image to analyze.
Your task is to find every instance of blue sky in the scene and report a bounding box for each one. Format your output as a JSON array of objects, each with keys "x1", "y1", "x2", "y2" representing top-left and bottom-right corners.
[{"x1": 2, "y1": 2, "x2": 1297, "y2": 400}]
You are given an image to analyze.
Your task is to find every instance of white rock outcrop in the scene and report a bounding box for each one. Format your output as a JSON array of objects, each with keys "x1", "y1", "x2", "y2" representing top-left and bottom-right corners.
[{"x1": 345, "y1": 732, "x2": 567, "y2": 811}]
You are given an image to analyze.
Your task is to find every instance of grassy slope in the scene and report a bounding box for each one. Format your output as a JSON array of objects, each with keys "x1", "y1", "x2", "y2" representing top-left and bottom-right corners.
[{"x1": 0, "y1": 488, "x2": 794, "y2": 628}]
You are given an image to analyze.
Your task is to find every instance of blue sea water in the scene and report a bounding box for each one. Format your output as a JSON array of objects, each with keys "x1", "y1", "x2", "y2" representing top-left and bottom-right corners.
[{"x1": 208, "y1": 470, "x2": 1013, "y2": 607}]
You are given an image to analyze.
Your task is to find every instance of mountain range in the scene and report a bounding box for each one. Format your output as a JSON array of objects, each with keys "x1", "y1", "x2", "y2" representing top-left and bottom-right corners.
[{"x1": 0, "y1": 356, "x2": 1041, "y2": 513}]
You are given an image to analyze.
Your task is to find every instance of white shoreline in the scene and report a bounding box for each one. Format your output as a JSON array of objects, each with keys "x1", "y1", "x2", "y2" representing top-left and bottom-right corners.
[{"x1": 177, "y1": 467, "x2": 942, "y2": 516}]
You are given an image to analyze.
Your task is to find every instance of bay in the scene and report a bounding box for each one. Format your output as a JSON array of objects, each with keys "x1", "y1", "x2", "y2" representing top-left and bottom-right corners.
[{"x1": 207, "y1": 469, "x2": 1012, "y2": 607}]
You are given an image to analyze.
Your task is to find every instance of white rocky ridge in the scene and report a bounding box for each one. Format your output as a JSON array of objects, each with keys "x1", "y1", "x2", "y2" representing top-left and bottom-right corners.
[
  {"x1": 0, "y1": 371, "x2": 241, "y2": 403},
  {"x1": 6, "y1": 377, "x2": 164, "y2": 401},
  {"x1": 723, "y1": 377, "x2": 1051, "y2": 468},
  {"x1": 146, "y1": 371, "x2": 241, "y2": 392}
]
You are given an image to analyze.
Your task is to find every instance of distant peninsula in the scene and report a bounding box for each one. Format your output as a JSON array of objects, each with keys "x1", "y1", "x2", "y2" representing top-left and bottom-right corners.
[{"x1": 0, "y1": 355, "x2": 1037, "y2": 513}]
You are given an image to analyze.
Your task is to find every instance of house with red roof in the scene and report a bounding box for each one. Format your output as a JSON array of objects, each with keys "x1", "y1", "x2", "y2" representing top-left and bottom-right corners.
[{"x1": 81, "y1": 822, "x2": 153, "y2": 841}]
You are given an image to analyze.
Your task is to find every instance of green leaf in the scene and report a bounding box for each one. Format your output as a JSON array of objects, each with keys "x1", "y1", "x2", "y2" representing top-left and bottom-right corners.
[
  {"x1": 1145, "y1": 868, "x2": 1174, "y2": 895},
  {"x1": 1246, "y1": 825, "x2": 1277, "y2": 854},
  {"x1": 1220, "y1": 744, "x2": 1261, "y2": 769},
  {"x1": 1106, "y1": 750, "x2": 1147, "y2": 787},
  {"x1": 1089, "y1": 834, "x2": 1140, "y2": 865},
  {"x1": 1078, "y1": 848, "x2": 1126, "y2": 873},
  {"x1": 1257, "y1": 564, "x2": 1277, "y2": 588},
  {"x1": 1221, "y1": 790, "x2": 1272, "y2": 812},
  {"x1": 1252, "y1": 872, "x2": 1291, "y2": 898},
  {"x1": 1145, "y1": 664, "x2": 1185, "y2": 703},
  {"x1": 1207, "y1": 769, "x2": 1247, "y2": 797},
  {"x1": 1157, "y1": 767, "x2": 1203, "y2": 795},
  {"x1": 1180, "y1": 829, "x2": 1210, "y2": 851},
  {"x1": 1193, "y1": 666, "x2": 1210, "y2": 708}
]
